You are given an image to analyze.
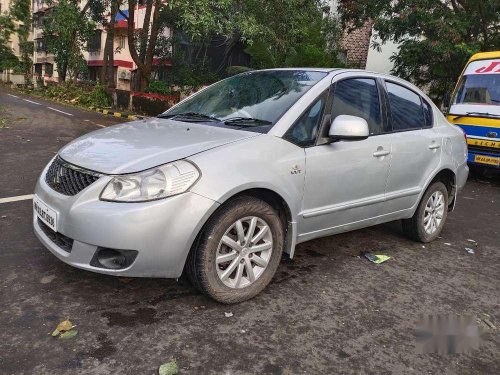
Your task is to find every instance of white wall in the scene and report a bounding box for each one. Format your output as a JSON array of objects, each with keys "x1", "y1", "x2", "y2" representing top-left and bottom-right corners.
[{"x1": 365, "y1": 34, "x2": 400, "y2": 75}]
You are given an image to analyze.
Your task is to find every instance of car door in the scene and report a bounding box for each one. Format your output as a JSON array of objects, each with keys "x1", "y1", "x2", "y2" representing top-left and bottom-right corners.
[
  {"x1": 297, "y1": 75, "x2": 392, "y2": 240},
  {"x1": 382, "y1": 80, "x2": 442, "y2": 212}
]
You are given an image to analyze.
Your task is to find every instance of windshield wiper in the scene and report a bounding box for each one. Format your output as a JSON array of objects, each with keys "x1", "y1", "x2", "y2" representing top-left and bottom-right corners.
[
  {"x1": 158, "y1": 112, "x2": 221, "y2": 122},
  {"x1": 453, "y1": 112, "x2": 500, "y2": 121},
  {"x1": 224, "y1": 117, "x2": 273, "y2": 126}
]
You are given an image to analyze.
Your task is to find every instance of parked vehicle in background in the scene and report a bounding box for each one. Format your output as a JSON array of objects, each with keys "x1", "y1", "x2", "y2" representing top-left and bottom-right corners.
[
  {"x1": 33, "y1": 69, "x2": 468, "y2": 303},
  {"x1": 446, "y1": 51, "x2": 500, "y2": 169}
]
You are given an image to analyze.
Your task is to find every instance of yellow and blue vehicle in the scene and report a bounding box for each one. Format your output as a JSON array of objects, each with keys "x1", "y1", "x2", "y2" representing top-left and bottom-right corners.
[{"x1": 447, "y1": 51, "x2": 500, "y2": 168}]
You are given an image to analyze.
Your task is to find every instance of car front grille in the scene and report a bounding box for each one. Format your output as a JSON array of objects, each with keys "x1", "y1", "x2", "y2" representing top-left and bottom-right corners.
[
  {"x1": 37, "y1": 218, "x2": 74, "y2": 253},
  {"x1": 45, "y1": 156, "x2": 100, "y2": 196}
]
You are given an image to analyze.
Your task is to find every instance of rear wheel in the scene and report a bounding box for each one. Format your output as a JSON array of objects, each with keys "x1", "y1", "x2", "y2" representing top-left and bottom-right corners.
[
  {"x1": 186, "y1": 196, "x2": 284, "y2": 304},
  {"x1": 402, "y1": 181, "x2": 449, "y2": 242}
]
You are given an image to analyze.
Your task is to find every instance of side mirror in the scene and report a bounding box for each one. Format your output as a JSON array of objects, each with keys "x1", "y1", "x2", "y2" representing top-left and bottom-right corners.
[{"x1": 329, "y1": 115, "x2": 369, "y2": 142}]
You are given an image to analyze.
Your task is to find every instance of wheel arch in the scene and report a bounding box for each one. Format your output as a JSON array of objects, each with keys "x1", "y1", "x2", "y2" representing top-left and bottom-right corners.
[
  {"x1": 217, "y1": 187, "x2": 296, "y2": 257},
  {"x1": 185, "y1": 186, "x2": 297, "y2": 278},
  {"x1": 424, "y1": 168, "x2": 457, "y2": 210}
]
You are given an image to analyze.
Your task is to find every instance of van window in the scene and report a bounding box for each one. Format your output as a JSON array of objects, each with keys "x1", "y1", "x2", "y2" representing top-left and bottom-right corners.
[
  {"x1": 331, "y1": 78, "x2": 383, "y2": 135},
  {"x1": 386, "y1": 82, "x2": 426, "y2": 131},
  {"x1": 453, "y1": 74, "x2": 500, "y2": 106}
]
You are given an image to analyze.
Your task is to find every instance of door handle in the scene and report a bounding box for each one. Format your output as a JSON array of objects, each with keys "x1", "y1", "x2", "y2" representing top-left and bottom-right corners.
[
  {"x1": 373, "y1": 149, "x2": 390, "y2": 157},
  {"x1": 428, "y1": 143, "x2": 441, "y2": 150}
]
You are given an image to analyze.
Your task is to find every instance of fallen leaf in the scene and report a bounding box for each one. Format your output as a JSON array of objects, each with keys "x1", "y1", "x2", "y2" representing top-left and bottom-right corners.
[
  {"x1": 59, "y1": 330, "x2": 78, "y2": 339},
  {"x1": 224, "y1": 312, "x2": 233, "y2": 318},
  {"x1": 52, "y1": 320, "x2": 73, "y2": 336},
  {"x1": 159, "y1": 360, "x2": 178, "y2": 375},
  {"x1": 56, "y1": 320, "x2": 73, "y2": 332}
]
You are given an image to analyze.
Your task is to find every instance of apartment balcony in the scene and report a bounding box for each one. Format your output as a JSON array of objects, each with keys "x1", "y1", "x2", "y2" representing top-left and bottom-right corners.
[
  {"x1": 33, "y1": 2, "x2": 52, "y2": 14},
  {"x1": 34, "y1": 29, "x2": 44, "y2": 40}
]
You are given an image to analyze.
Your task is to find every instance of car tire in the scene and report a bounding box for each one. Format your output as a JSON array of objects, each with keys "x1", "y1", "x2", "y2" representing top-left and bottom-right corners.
[
  {"x1": 402, "y1": 181, "x2": 449, "y2": 243},
  {"x1": 186, "y1": 196, "x2": 284, "y2": 304}
]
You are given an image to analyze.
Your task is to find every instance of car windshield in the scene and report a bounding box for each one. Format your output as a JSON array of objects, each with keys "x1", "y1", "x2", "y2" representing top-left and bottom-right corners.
[
  {"x1": 161, "y1": 70, "x2": 328, "y2": 129},
  {"x1": 453, "y1": 74, "x2": 500, "y2": 106}
]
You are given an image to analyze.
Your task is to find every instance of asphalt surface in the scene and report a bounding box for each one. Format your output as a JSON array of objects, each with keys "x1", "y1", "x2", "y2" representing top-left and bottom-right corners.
[{"x1": 1, "y1": 85, "x2": 499, "y2": 374}]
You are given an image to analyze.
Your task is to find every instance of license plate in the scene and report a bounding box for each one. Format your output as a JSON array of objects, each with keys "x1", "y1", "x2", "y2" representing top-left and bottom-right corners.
[
  {"x1": 474, "y1": 155, "x2": 500, "y2": 166},
  {"x1": 34, "y1": 196, "x2": 58, "y2": 232}
]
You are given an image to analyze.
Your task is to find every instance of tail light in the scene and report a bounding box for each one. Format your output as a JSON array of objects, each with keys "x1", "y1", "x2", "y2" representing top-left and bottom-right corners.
[{"x1": 457, "y1": 126, "x2": 467, "y2": 143}]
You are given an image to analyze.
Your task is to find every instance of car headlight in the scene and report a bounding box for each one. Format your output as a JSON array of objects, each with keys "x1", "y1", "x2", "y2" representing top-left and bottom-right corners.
[{"x1": 100, "y1": 160, "x2": 200, "y2": 202}]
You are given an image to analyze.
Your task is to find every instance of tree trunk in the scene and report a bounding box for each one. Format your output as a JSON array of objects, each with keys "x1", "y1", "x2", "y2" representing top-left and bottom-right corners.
[
  {"x1": 126, "y1": 0, "x2": 161, "y2": 92},
  {"x1": 58, "y1": 60, "x2": 67, "y2": 83},
  {"x1": 103, "y1": 1, "x2": 119, "y2": 89}
]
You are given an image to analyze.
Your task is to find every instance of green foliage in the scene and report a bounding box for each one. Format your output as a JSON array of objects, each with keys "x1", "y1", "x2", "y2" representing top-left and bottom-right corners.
[
  {"x1": 32, "y1": 81, "x2": 110, "y2": 108},
  {"x1": 339, "y1": 0, "x2": 500, "y2": 102},
  {"x1": 1, "y1": 1, "x2": 32, "y2": 83},
  {"x1": 145, "y1": 81, "x2": 174, "y2": 95},
  {"x1": 87, "y1": 83, "x2": 111, "y2": 107},
  {"x1": 242, "y1": 0, "x2": 343, "y2": 69},
  {"x1": 42, "y1": 0, "x2": 96, "y2": 81},
  {"x1": 127, "y1": 0, "x2": 343, "y2": 91},
  {"x1": 158, "y1": 56, "x2": 218, "y2": 89},
  {"x1": 164, "y1": 0, "x2": 234, "y2": 41}
]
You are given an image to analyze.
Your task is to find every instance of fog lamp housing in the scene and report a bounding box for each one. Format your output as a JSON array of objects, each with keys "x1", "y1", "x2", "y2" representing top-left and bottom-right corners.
[{"x1": 90, "y1": 247, "x2": 138, "y2": 270}]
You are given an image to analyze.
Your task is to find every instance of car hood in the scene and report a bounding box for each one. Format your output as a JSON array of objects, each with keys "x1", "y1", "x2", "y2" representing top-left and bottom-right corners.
[{"x1": 59, "y1": 118, "x2": 259, "y2": 174}]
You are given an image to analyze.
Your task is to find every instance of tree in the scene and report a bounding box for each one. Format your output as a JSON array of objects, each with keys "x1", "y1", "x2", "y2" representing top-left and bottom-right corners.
[
  {"x1": 119, "y1": 0, "x2": 233, "y2": 91},
  {"x1": 10, "y1": 0, "x2": 32, "y2": 85},
  {"x1": 123, "y1": 0, "x2": 343, "y2": 91},
  {"x1": 0, "y1": 11, "x2": 18, "y2": 71},
  {"x1": 339, "y1": 0, "x2": 500, "y2": 102},
  {"x1": 242, "y1": 0, "x2": 342, "y2": 69},
  {"x1": 0, "y1": 0, "x2": 32, "y2": 83},
  {"x1": 43, "y1": 0, "x2": 96, "y2": 82},
  {"x1": 87, "y1": 0, "x2": 123, "y2": 89}
]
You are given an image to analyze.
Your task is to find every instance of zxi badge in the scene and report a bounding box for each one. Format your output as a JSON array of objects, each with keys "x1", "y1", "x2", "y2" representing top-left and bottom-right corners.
[{"x1": 290, "y1": 164, "x2": 302, "y2": 175}]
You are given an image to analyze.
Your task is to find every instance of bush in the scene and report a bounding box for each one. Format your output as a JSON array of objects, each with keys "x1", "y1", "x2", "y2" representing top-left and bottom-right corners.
[
  {"x1": 86, "y1": 83, "x2": 110, "y2": 108},
  {"x1": 145, "y1": 81, "x2": 173, "y2": 95},
  {"x1": 132, "y1": 95, "x2": 170, "y2": 116},
  {"x1": 30, "y1": 81, "x2": 110, "y2": 108}
]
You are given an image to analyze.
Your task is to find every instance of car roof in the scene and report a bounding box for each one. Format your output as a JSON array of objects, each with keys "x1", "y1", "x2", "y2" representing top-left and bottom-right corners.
[
  {"x1": 255, "y1": 67, "x2": 339, "y2": 73},
  {"x1": 255, "y1": 67, "x2": 394, "y2": 77},
  {"x1": 469, "y1": 51, "x2": 500, "y2": 62}
]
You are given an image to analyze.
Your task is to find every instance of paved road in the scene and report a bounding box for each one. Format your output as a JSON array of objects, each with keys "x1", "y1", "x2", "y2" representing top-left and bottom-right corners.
[{"x1": 1, "y1": 86, "x2": 499, "y2": 374}]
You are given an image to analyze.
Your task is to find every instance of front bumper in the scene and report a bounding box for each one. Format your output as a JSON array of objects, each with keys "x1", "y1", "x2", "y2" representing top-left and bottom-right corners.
[
  {"x1": 467, "y1": 149, "x2": 500, "y2": 169},
  {"x1": 33, "y1": 169, "x2": 219, "y2": 278}
]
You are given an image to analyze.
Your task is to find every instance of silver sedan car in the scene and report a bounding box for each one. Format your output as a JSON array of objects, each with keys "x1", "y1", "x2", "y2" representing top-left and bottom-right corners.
[{"x1": 34, "y1": 69, "x2": 469, "y2": 303}]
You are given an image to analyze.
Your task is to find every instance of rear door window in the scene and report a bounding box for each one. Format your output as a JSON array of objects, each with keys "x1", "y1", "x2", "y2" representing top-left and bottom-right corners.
[
  {"x1": 422, "y1": 99, "x2": 433, "y2": 127},
  {"x1": 386, "y1": 82, "x2": 426, "y2": 131},
  {"x1": 331, "y1": 78, "x2": 383, "y2": 135}
]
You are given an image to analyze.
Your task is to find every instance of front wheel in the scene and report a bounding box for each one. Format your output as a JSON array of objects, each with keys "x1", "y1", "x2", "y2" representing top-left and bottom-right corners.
[
  {"x1": 186, "y1": 196, "x2": 284, "y2": 304},
  {"x1": 402, "y1": 181, "x2": 449, "y2": 242}
]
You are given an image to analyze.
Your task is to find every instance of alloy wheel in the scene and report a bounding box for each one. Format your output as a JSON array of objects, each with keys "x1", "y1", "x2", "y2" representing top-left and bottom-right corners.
[
  {"x1": 423, "y1": 191, "x2": 445, "y2": 235},
  {"x1": 216, "y1": 216, "x2": 273, "y2": 289}
]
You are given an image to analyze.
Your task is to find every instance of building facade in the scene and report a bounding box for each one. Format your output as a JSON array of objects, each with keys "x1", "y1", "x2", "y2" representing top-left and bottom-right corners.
[{"x1": 329, "y1": 0, "x2": 398, "y2": 73}]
